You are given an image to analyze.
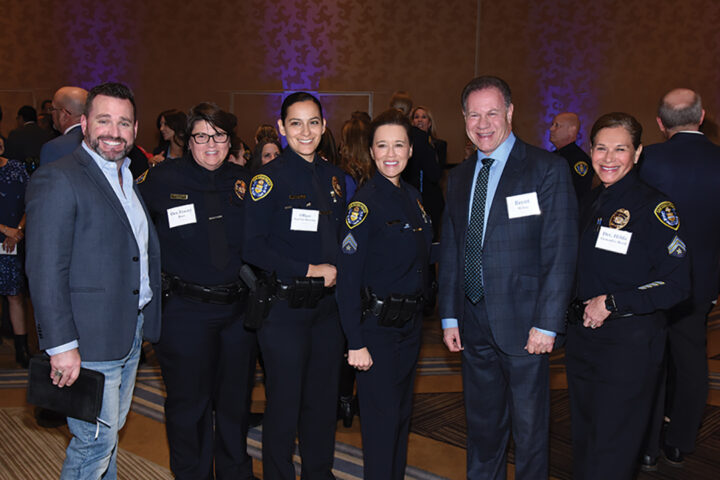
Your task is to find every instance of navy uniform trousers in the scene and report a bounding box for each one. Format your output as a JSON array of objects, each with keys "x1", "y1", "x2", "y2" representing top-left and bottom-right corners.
[
  {"x1": 355, "y1": 312, "x2": 422, "y2": 479},
  {"x1": 462, "y1": 298, "x2": 549, "y2": 480},
  {"x1": 258, "y1": 294, "x2": 344, "y2": 480},
  {"x1": 155, "y1": 296, "x2": 257, "y2": 480}
]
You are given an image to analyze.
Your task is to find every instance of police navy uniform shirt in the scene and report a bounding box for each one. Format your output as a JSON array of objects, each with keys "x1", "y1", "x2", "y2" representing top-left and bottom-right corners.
[
  {"x1": 336, "y1": 171, "x2": 433, "y2": 349},
  {"x1": 556, "y1": 142, "x2": 594, "y2": 201},
  {"x1": 576, "y1": 169, "x2": 690, "y2": 314},
  {"x1": 243, "y1": 148, "x2": 345, "y2": 282},
  {"x1": 137, "y1": 155, "x2": 249, "y2": 286}
]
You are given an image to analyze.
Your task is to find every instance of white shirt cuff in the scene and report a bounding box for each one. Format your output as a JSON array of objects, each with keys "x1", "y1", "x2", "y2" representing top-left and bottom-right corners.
[{"x1": 46, "y1": 340, "x2": 79, "y2": 356}]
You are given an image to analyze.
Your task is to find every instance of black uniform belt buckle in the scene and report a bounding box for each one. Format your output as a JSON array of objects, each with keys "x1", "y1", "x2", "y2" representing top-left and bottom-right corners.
[
  {"x1": 163, "y1": 273, "x2": 247, "y2": 305},
  {"x1": 276, "y1": 277, "x2": 331, "y2": 309},
  {"x1": 362, "y1": 289, "x2": 423, "y2": 328}
]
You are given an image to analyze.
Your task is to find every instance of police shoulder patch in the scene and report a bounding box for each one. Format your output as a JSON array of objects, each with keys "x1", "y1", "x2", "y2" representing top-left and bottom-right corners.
[
  {"x1": 346, "y1": 201, "x2": 369, "y2": 229},
  {"x1": 250, "y1": 174, "x2": 273, "y2": 201},
  {"x1": 667, "y1": 235, "x2": 687, "y2": 258},
  {"x1": 135, "y1": 169, "x2": 149, "y2": 184},
  {"x1": 574, "y1": 161, "x2": 589, "y2": 177},
  {"x1": 235, "y1": 179, "x2": 247, "y2": 200},
  {"x1": 342, "y1": 232, "x2": 358, "y2": 254},
  {"x1": 654, "y1": 201, "x2": 679, "y2": 230}
]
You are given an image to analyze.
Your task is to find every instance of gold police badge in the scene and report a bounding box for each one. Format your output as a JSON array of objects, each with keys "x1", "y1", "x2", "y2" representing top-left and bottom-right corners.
[
  {"x1": 235, "y1": 179, "x2": 247, "y2": 200},
  {"x1": 608, "y1": 209, "x2": 630, "y2": 229}
]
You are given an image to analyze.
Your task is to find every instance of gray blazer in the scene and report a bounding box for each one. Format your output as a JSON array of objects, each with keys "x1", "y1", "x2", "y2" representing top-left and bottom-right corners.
[
  {"x1": 439, "y1": 138, "x2": 578, "y2": 355},
  {"x1": 25, "y1": 146, "x2": 161, "y2": 361}
]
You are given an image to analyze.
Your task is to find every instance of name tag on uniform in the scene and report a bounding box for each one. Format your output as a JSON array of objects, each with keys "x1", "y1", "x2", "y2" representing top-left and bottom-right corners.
[
  {"x1": 506, "y1": 192, "x2": 541, "y2": 218},
  {"x1": 290, "y1": 208, "x2": 319, "y2": 232},
  {"x1": 167, "y1": 203, "x2": 197, "y2": 228},
  {"x1": 595, "y1": 226, "x2": 632, "y2": 255}
]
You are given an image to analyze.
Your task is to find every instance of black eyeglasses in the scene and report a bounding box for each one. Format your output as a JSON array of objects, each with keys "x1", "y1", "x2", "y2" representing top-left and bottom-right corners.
[{"x1": 190, "y1": 132, "x2": 229, "y2": 144}]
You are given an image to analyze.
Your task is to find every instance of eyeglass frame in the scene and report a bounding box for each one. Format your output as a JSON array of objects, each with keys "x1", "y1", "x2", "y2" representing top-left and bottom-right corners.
[{"x1": 189, "y1": 132, "x2": 230, "y2": 144}]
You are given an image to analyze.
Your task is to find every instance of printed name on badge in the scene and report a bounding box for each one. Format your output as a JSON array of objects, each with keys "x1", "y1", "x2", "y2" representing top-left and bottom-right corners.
[
  {"x1": 167, "y1": 203, "x2": 197, "y2": 229},
  {"x1": 506, "y1": 192, "x2": 541, "y2": 218},
  {"x1": 595, "y1": 226, "x2": 632, "y2": 255},
  {"x1": 290, "y1": 208, "x2": 320, "y2": 232}
]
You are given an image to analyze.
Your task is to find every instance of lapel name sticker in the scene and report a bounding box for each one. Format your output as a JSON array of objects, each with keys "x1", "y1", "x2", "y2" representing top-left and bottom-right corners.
[
  {"x1": 654, "y1": 201, "x2": 679, "y2": 230},
  {"x1": 667, "y1": 235, "x2": 687, "y2": 258},
  {"x1": 170, "y1": 193, "x2": 188, "y2": 200},
  {"x1": 250, "y1": 174, "x2": 273, "y2": 201},
  {"x1": 290, "y1": 208, "x2": 319, "y2": 232},
  {"x1": 417, "y1": 199, "x2": 430, "y2": 223},
  {"x1": 332, "y1": 176, "x2": 343, "y2": 198},
  {"x1": 595, "y1": 226, "x2": 632, "y2": 255},
  {"x1": 342, "y1": 232, "x2": 358, "y2": 254},
  {"x1": 346, "y1": 201, "x2": 369, "y2": 229},
  {"x1": 167, "y1": 203, "x2": 197, "y2": 229},
  {"x1": 574, "y1": 161, "x2": 589, "y2": 177},
  {"x1": 609, "y1": 208, "x2": 630, "y2": 229},
  {"x1": 506, "y1": 192, "x2": 541, "y2": 219},
  {"x1": 235, "y1": 179, "x2": 246, "y2": 200},
  {"x1": 135, "y1": 169, "x2": 148, "y2": 184}
]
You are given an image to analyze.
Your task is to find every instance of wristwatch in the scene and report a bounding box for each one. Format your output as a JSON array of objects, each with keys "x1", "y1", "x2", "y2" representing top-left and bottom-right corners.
[{"x1": 605, "y1": 294, "x2": 617, "y2": 313}]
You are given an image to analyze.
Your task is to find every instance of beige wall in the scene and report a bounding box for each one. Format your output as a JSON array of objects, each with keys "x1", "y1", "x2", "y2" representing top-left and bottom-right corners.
[{"x1": 2, "y1": 0, "x2": 718, "y2": 163}]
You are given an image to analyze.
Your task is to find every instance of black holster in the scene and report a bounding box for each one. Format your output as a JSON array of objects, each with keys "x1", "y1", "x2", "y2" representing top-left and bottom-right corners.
[{"x1": 244, "y1": 272, "x2": 276, "y2": 330}]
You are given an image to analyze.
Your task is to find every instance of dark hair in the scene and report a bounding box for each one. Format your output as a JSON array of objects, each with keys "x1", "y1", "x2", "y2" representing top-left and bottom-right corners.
[
  {"x1": 590, "y1": 112, "x2": 643, "y2": 149},
  {"x1": 185, "y1": 102, "x2": 237, "y2": 142},
  {"x1": 461, "y1": 76, "x2": 512, "y2": 112},
  {"x1": 41, "y1": 99, "x2": 52, "y2": 111},
  {"x1": 389, "y1": 91, "x2": 413, "y2": 116},
  {"x1": 17, "y1": 105, "x2": 38, "y2": 122},
  {"x1": 658, "y1": 91, "x2": 703, "y2": 130},
  {"x1": 339, "y1": 118, "x2": 373, "y2": 185},
  {"x1": 369, "y1": 108, "x2": 413, "y2": 147},
  {"x1": 161, "y1": 109, "x2": 188, "y2": 146},
  {"x1": 318, "y1": 127, "x2": 339, "y2": 165},
  {"x1": 254, "y1": 124, "x2": 280, "y2": 145},
  {"x1": 249, "y1": 138, "x2": 282, "y2": 172},
  {"x1": 84, "y1": 82, "x2": 137, "y2": 119},
  {"x1": 280, "y1": 92, "x2": 323, "y2": 123}
]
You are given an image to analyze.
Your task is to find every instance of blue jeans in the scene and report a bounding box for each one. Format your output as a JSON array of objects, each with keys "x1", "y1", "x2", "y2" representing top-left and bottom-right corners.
[{"x1": 60, "y1": 314, "x2": 143, "y2": 480}]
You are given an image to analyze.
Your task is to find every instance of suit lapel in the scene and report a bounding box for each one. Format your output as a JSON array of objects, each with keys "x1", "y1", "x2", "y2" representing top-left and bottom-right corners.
[
  {"x1": 456, "y1": 153, "x2": 478, "y2": 231},
  {"x1": 485, "y1": 139, "x2": 526, "y2": 240},
  {"x1": 75, "y1": 148, "x2": 134, "y2": 235}
]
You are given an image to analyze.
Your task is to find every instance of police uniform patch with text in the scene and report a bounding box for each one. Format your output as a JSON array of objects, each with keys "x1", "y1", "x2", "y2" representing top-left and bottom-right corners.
[
  {"x1": 667, "y1": 235, "x2": 687, "y2": 258},
  {"x1": 235, "y1": 179, "x2": 246, "y2": 200},
  {"x1": 135, "y1": 169, "x2": 148, "y2": 184},
  {"x1": 609, "y1": 208, "x2": 630, "y2": 229},
  {"x1": 346, "y1": 202, "x2": 368, "y2": 229},
  {"x1": 654, "y1": 201, "x2": 679, "y2": 230},
  {"x1": 342, "y1": 232, "x2": 357, "y2": 254},
  {"x1": 574, "y1": 161, "x2": 589, "y2": 177},
  {"x1": 250, "y1": 174, "x2": 273, "y2": 201}
]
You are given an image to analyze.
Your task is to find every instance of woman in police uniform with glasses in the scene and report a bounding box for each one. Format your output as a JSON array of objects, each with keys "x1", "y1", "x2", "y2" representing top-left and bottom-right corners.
[
  {"x1": 565, "y1": 112, "x2": 690, "y2": 480},
  {"x1": 138, "y1": 103, "x2": 257, "y2": 480},
  {"x1": 336, "y1": 109, "x2": 433, "y2": 479}
]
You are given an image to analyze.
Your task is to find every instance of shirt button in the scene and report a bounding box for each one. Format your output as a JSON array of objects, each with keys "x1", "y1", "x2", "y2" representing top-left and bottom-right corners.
[
  {"x1": 132, "y1": 256, "x2": 139, "y2": 262},
  {"x1": 132, "y1": 289, "x2": 139, "y2": 295},
  {"x1": 417, "y1": 268, "x2": 423, "y2": 273}
]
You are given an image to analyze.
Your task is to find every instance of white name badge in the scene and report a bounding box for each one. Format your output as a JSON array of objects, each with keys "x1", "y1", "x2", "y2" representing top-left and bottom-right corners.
[
  {"x1": 290, "y1": 208, "x2": 319, "y2": 232},
  {"x1": 595, "y1": 226, "x2": 632, "y2": 255},
  {"x1": 0, "y1": 244, "x2": 17, "y2": 255},
  {"x1": 506, "y1": 192, "x2": 541, "y2": 218},
  {"x1": 167, "y1": 204, "x2": 197, "y2": 229}
]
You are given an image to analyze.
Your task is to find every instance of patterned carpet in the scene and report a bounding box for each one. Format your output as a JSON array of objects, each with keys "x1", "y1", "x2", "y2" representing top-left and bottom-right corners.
[{"x1": 409, "y1": 389, "x2": 720, "y2": 479}]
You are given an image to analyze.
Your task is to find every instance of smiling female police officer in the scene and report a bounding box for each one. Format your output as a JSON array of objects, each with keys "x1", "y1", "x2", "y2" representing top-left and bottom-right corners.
[
  {"x1": 138, "y1": 103, "x2": 257, "y2": 480},
  {"x1": 243, "y1": 92, "x2": 346, "y2": 480},
  {"x1": 336, "y1": 109, "x2": 433, "y2": 479}
]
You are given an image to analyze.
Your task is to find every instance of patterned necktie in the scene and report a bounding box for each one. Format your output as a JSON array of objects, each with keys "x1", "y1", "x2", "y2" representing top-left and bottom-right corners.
[{"x1": 464, "y1": 157, "x2": 494, "y2": 303}]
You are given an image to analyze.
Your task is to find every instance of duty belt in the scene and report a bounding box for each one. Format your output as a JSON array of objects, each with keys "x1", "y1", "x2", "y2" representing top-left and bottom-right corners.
[
  {"x1": 275, "y1": 277, "x2": 333, "y2": 309},
  {"x1": 362, "y1": 289, "x2": 424, "y2": 327},
  {"x1": 163, "y1": 273, "x2": 247, "y2": 305}
]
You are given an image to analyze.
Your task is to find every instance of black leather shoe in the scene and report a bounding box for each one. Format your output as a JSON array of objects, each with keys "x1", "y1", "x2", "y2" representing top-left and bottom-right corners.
[
  {"x1": 663, "y1": 445, "x2": 684, "y2": 467},
  {"x1": 640, "y1": 454, "x2": 658, "y2": 472}
]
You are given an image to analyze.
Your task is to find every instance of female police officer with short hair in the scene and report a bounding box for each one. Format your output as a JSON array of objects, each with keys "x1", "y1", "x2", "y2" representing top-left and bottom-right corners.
[
  {"x1": 336, "y1": 108, "x2": 433, "y2": 479},
  {"x1": 243, "y1": 92, "x2": 346, "y2": 480},
  {"x1": 138, "y1": 103, "x2": 257, "y2": 479},
  {"x1": 565, "y1": 112, "x2": 691, "y2": 480}
]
